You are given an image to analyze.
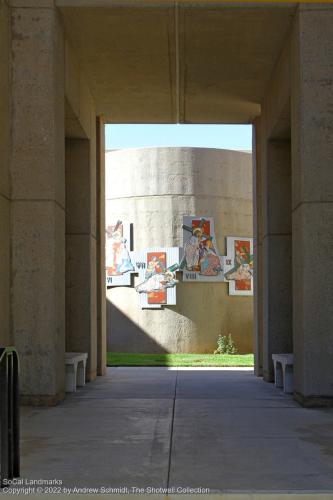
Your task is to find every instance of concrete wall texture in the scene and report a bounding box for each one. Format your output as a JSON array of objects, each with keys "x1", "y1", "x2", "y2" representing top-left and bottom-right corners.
[
  {"x1": 0, "y1": 0, "x2": 10, "y2": 347},
  {"x1": 106, "y1": 147, "x2": 253, "y2": 354}
]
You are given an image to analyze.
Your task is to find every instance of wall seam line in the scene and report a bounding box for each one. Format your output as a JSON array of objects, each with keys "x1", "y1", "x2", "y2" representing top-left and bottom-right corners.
[
  {"x1": 106, "y1": 194, "x2": 253, "y2": 202},
  {"x1": 12, "y1": 198, "x2": 65, "y2": 211},
  {"x1": 0, "y1": 192, "x2": 11, "y2": 202},
  {"x1": 292, "y1": 200, "x2": 333, "y2": 212}
]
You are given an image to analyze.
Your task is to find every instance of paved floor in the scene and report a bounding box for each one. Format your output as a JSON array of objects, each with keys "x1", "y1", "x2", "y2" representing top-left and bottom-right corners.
[{"x1": 20, "y1": 368, "x2": 333, "y2": 494}]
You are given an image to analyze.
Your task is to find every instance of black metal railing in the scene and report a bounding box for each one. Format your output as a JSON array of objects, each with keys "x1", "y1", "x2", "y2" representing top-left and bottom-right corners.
[{"x1": 0, "y1": 347, "x2": 20, "y2": 488}]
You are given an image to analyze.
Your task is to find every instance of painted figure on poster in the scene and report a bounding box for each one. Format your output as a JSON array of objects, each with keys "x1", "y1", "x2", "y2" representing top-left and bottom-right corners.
[
  {"x1": 136, "y1": 264, "x2": 179, "y2": 294},
  {"x1": 146, "y1": 251, "x2": 167, "y2": 304},
  {"x1": 183, "y1": 226, "x2": 203, "y2": 271},
  {"x1": 224, "y1": 237, "x2": 254, "y2": 295},
  {"x1": 134, "y1": 247, "x2": 180, "y2": 308},
  {"x1": 105, "y1": 220, "x2": 134, "y2": 276},
  {"x1": 145, "y1": 255, "x2": 165, "y2": 279},
  {"x1": 224, "y1": 240, "x2": 253, "y2": 284},
  {"x1": 199, "y1": 238, "x2": 222, "y2": 277},
  {"x1": 181, "y1": 217, "x2": 223, "y2": 281}
]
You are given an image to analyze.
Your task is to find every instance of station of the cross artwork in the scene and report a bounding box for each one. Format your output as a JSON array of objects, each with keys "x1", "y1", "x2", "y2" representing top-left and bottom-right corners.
[{"x1": 105, "y1": 217, "x2": 253, "y2": 307}]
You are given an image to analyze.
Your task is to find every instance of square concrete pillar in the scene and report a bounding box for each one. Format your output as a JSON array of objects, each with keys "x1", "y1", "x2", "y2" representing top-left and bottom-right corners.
[
  {"x1": 96, "y1": 118, "x2": 107, "y2": 376},
  {"x1": 262, "y1": 140, "x2": 292, "y2": 382},
  {"x1": 65, "y1": 138, "x2": 97, "y2": 381},
  {"x1": 291, "y1": 7, "x2": 333, "y2": 406},
  {"x1": 0, "y1": 0, "x2": 11, "y2": 347},
  {"x1": 10, "y1": 6, "x2": 65, "y2": 404},
  {"x1": 252, "y1": 118, "x2": 263, "y2": 377},
  {"x1": 0, "y1": 195, "x2": 10, "y2": 347}
]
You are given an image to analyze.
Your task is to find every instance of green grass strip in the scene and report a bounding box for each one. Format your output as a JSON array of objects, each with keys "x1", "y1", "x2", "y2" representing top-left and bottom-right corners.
[{"x1": 107, "y1": 352, "x2": 254, "y2": 367}]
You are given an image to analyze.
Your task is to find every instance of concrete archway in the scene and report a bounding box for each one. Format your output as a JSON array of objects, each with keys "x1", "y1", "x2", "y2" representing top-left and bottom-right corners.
[{"x1": 1, "y1": 1, "x2": 333, "y2": 407}]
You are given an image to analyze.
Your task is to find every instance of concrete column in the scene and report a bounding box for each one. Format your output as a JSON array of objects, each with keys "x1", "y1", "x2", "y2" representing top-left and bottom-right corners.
[
  {"x1": 65, "y1": 138, "x2": 97, "y2": 381},
  {"x1": 262, "y1": 140, "x2": 292, "y2": 382},
  {"x1": 291, "y1": 7, "x2": 333, "y2": 406},
  {"x1": 96, "y1": 118, "x2": 106, "y2": 376},
  {"x1": 0, "y1": 0, "x2": 10, "y2": 347},
  {"x1": 10, "y1": 6, "x2": 65, "y2": 404},
  {"x1": 252, "y1": 119, "x2": 263, "y2": 376}
]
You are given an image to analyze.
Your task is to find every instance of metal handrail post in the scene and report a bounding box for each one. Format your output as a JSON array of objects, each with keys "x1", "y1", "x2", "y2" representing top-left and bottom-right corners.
[{"x1": 0, "y1": 347, "x2": 20, "y2": 487}]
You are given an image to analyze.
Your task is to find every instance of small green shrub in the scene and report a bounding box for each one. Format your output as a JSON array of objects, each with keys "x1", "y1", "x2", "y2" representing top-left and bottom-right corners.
[{"x1": 214, "y1": 334, "x2": 238, "y2": 355}]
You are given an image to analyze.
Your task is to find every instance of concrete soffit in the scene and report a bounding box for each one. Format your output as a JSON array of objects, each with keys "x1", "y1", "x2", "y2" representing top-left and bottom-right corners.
[
  {"x1": 64, "y1": 35, "x2": 96, "y2": 139},
  {"x1": 58, "y1": 2, "x2": 298, "y2": 124},
  {"x1": 261, "y1": 8, "x2": 295, "y2": 140}
]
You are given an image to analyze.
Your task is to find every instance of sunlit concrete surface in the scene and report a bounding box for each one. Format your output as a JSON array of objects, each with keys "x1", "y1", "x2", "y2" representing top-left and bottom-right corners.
[
  {"x1": 106, "y1": 147, "x2": 253, "y2": 356},
  {"x1": 18, "y1": 368, "x2": 333, "y2": 494}
]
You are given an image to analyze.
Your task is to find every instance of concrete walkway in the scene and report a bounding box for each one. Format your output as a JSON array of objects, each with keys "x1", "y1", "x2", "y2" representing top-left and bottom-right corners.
[{"x1": 20, "y1": 368, "x2": 333, "y2": 494}]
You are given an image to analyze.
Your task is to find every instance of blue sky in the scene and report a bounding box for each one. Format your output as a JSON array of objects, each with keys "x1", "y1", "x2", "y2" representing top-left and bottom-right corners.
[{"x1": 105, "y1": 124, "x2": 252, "y2": 151}]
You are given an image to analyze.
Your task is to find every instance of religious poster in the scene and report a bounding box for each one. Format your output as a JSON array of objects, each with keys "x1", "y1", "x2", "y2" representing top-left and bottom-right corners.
[
  {"x1": 105, "y1": 221, "x2": 134, "y2": 286},
  {"x1": 181, "y1": 216, "x2": 224, "y2": 282},
  {"x1": 224, "y1": 236, "x2": 254, "y2": 296},
  {"x1": 134, "y1": 247, "x2": 180, "y2": 309}
]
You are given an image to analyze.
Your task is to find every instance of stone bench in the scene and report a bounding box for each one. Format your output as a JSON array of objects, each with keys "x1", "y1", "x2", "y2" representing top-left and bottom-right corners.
[
  {"x1": 65, "y1": 352, "x2": 88, "y2": 392},
  {"x1": 272, "y1": 354, "x2": 294, "y2": 394}
]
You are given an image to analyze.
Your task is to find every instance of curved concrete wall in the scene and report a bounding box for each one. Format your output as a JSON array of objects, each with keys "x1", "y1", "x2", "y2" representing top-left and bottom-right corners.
[{"x1": 106, "y1": 147, "x2": 253, "y2": 354}]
